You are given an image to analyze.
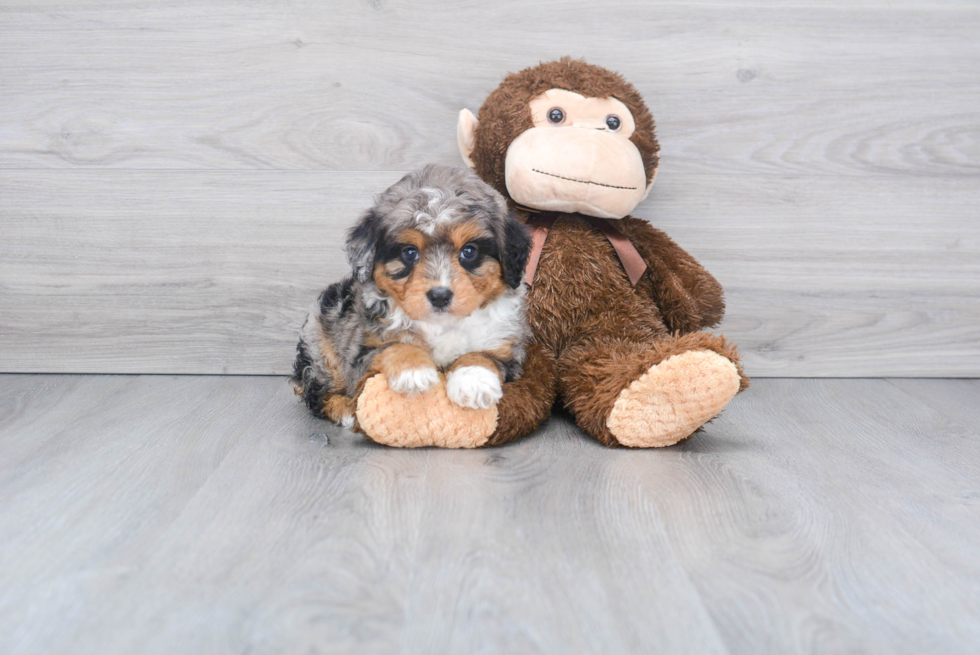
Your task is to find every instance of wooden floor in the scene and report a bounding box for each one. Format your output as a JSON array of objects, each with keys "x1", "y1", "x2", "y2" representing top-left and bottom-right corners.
[{"x1": 1, "y1": 375, "x2": 977, "y2": 654}]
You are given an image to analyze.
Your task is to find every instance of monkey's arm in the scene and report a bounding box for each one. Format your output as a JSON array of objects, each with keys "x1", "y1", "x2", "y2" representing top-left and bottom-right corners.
[
  {"x1": 620, "y1": 216, "x2": 725, "y2": 334},
  {"x1": 485, "y1": 340, "x2": 558, "y2": 446}
]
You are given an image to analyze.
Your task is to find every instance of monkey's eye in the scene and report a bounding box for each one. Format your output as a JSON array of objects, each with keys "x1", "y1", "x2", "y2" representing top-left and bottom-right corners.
[
  {"x1": 400, "y1": 246, "x2": 419, "y2": 264},
  {"x1": 605, "y1": 115, "x2": 622, "y2": 131},
  {"x1": 459, "y1": 244, "x2": 479, "y2": 262},
  {"x1": 547, "y1": 107, "x2": 565, "y2": 125}
]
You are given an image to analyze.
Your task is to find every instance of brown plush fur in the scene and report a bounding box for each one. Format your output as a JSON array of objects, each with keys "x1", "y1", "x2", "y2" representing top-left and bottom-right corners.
[
  {"x1": 468, "y1": 59, "x2": 748, "y2": 447},
  {"x1": 484, "y1": 340, "x2": 558, "y2": 446},
  {"x1": 496, "y1": 212, "x2": 748, "y2": 445},
  {"x1": 559, "y1": 331, "x2": 747, "y2": 446}
]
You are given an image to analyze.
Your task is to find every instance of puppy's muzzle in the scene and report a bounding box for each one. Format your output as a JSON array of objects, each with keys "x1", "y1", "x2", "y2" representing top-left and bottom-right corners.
[{"x1": 426, "y1": 286, "x2": 453, "y2": 309}]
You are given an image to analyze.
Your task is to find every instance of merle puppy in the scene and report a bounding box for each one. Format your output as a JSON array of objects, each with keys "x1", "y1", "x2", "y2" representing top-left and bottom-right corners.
[{"x1": 292, "y1": 164, "x2": 532, "y2": 427}]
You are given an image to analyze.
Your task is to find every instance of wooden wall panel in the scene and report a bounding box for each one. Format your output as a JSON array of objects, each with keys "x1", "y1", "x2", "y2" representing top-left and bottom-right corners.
[
  {"x1": 2, "y1": 3, "x2": 978, "y2": 176},
  {"x1": 2, "y1": 169, "x2": 977, "y2": 375},
  {"x1": 1, "y1": 1, "x2": 978, "y2": 375}
]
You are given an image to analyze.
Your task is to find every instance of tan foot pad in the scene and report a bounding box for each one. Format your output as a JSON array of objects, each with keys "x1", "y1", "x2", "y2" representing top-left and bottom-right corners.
[
  {"x1": 607, "y1": 350, "x2": 741, "y2": 448},
  {"x1": 356, "y1": 374, "x2": 497, "y2": 449}
]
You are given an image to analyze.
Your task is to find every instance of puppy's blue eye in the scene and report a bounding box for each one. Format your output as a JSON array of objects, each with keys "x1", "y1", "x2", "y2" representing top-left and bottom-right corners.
[
  {"x1": 401, "y1": 246, "x2": 419, "y2": 264},
  {"x1": 547, "y1": 107, "x2": 565, "y2": 125},
  {"x1": 605, "y1": 115, "x2": 621, "y2": 131},
  {"x1": 460, "y1": 244, "x2": 478, "y2": 262}
]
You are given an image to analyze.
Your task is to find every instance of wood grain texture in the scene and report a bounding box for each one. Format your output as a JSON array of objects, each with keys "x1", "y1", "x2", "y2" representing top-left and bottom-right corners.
[
  {"x1": 0, "y1": 375, "x2": 978, "y2": 654},
  {"x1": 1, "y1": 0, "x2": 979, "y2": 376},
  {"x1": 1, "y1": 2, "x2": 978, "y2": 177},
  {"x1": 2, "y1": 169, "x2": 978, "y2": 376},
  {"x1": 655, "y1": 378, "x2": 980, "y2": 653}
]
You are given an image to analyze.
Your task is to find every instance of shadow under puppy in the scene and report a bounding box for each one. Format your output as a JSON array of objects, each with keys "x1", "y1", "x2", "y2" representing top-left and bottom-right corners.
[{"x1": 292, "y1": 164, "x2": 532, "y2": 427}]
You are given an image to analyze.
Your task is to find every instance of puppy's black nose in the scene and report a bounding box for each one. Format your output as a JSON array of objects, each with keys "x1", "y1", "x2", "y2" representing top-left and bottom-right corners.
[{"x1": 426, "y1": 286, "x2": 453, "y2": 309}]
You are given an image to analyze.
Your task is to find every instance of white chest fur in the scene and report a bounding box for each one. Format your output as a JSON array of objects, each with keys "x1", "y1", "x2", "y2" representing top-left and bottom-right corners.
[{"x1": 390, "y1": 291, "x2": 525, "y2": 368}]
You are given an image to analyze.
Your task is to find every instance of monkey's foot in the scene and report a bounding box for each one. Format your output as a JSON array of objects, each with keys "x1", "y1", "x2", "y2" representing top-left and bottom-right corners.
[
  {"x1": 607, "y1": 350, "x2": 740, "y2": 447},
  {"x1": 355, "y1": 374, "x2": 497, "y2": 448}
]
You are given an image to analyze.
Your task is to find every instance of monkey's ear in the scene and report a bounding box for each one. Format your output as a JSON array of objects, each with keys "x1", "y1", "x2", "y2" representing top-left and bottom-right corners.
[
  {"x1": 500, "y1": 212, "x2": 532, "y2": 289},
  {"x1": 457, "y1": 109, "x2": 479, "y2": 170},
  {"x1": 345, "y1": 209, "x2": 384, "y2": 283}
]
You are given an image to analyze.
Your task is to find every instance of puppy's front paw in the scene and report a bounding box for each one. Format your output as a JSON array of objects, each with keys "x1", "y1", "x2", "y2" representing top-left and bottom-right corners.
[
  {"x1": 387, "y1": 367, "x2": 440, "y2": 395},
  {"x1": 446, "y1": 366, "x2": 502, "y2": 409}
]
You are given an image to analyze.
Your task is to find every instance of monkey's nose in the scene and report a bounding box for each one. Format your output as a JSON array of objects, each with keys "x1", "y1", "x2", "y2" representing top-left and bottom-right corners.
[{"x1": 426, "y1": 287, "x2": 453, "y2": 309}]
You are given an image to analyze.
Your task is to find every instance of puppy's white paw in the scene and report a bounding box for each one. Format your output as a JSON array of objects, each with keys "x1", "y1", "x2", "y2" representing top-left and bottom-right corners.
[
  {"x1": 446, "y1": 366, "x2": 502, "y2": 410},
  {"x1": 387, "y1": 367, "x2": 440, "y2": 395}
]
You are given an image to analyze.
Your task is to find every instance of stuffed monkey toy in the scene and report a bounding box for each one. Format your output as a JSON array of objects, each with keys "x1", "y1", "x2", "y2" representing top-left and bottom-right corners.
[{"x1": 355, "y1": 57, "x2": 749, "y2": 448}]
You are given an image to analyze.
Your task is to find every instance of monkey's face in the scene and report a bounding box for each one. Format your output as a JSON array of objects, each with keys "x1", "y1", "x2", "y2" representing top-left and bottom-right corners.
[{"x1": 502, "y1": 89, "x2": 652, "y2": 219}]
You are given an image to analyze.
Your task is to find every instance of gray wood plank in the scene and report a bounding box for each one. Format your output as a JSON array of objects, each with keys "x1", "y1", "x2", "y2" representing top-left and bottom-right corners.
[
  {"x1": 0, "y1": 375, "x2": 290, "y2": 654},
  {"x1": 0, "y1": 374, "x2": 727, "y2": 655},
  {"x1": 0, "y1": 2, "x2": 977, "y2": 177},
  {"x1": 663, "y1": 379, "x2": 980, "y2": 653},
  {"x1": 2, "y1": 169, "x2": 978, "y2": 376},
  {"x1": 1, "y1": 375, "x2": 979, "y2": 653},
  {"x1": 888, "y1": 378, "x2": 980, "y2": 455}
]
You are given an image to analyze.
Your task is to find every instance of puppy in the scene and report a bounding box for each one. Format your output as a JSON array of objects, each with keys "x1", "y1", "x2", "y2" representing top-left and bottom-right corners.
[{"x1": 292, "y1": 164, "x2": 532, "y2": 427}]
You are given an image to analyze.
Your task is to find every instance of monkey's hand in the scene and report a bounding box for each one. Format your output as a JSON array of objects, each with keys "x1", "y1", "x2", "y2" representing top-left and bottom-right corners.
[{"x1": 620, "y1": 216, "x2": 726, "y2": 334}]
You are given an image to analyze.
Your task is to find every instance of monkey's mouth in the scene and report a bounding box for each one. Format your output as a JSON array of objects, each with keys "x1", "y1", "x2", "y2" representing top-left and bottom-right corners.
[{"x1": 531, "y1": 168, "x2": 638, "y2": 191}]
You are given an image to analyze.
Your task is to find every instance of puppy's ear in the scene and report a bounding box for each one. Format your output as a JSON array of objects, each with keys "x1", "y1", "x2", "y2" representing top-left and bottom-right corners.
[
  {"x1": 499, "y1": 212, "x2": 532, "y2": 289},
  {"x1": 346, "y1": 209, "x2": 385, "y2": 283}
]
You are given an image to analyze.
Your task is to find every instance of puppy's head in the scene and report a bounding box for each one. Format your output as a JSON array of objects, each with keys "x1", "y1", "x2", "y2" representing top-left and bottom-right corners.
[{"x1": 347, "y1": 164, "x2": 531, "y2": 321}]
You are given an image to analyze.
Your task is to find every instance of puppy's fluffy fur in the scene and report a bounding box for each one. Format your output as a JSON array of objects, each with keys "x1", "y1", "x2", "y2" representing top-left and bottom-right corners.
[{"x1": 292, "y1": 164, "x2": 532, "y2": 427}]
